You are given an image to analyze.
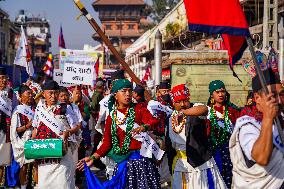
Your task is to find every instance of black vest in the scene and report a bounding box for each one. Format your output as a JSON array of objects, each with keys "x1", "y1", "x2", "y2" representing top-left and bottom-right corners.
[{"x1": 185, "y1": 115, "x2": 212, "y2": 168}]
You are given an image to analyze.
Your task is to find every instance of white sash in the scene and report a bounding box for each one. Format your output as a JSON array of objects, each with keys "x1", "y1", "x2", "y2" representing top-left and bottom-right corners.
[
  {"x1": 0, "y1": 96, "x2": 12, "y2": 117},
  {"x1": 14, "y1": 105, "x2": 34, "y2": 120},
  {"x1": 237, "y1": 115, "x2": 284, "y2": 155},
  {"x1": 147, "y1": 100, "x2": 173, "y2": 117},
  {"x1": 115, "y1": 110, "x2": 165, "y2": 160},
  {"x1": 35, "y1": 105, "x2": 66, "y2": 138}
]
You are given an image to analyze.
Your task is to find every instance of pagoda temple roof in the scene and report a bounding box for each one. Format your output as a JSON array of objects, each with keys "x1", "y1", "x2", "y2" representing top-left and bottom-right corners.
[{"x1": 93, "y1": 0, "x2": 145, "y2": 5}]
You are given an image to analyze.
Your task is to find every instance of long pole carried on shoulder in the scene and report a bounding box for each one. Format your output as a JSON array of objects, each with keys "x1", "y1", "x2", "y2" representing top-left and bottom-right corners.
[
  {"x1": 72, "y1": 0, "x2": 152, "y2": 101},
  {"x1": 246, "y1": 37, "x2": 284, "y2": 145}
]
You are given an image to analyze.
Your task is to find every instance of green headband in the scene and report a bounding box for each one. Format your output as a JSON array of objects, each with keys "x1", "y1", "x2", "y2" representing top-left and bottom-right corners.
[
  {"x1": 111, "y1": 79, "x2": 133, "y2": 94},
  {"x1": 209, "y1": 80, "x2": 225, "y2": 95}
]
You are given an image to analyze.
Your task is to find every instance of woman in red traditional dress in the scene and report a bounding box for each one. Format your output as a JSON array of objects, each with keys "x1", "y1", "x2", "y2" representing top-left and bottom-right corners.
[{"x1": 77, "y1": 79, "x2": 161, "y2": 189}]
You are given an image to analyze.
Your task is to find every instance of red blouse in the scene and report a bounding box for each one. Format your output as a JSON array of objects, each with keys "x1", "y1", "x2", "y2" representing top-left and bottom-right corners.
[
  {"x1": 96, "y1": 104, "x2": 159, "y2": 157},
  {"x1": 206, "y1": 105, "x2": 240, "y2": 136}
]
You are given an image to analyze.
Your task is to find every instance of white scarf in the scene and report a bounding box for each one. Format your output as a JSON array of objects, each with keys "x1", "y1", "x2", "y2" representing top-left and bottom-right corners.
[
  {"x1": 35, "y1": 100, "x2": 66, "y2": 138},
  {"x1": 147, "y1": 100, "x2": 173, "y2": 117},
  {"x1": 14, "y1": 104, "x2": 34, "y2": 120},
  {"x1": 0, "y1": 88, "x2": 12, "y2": 117},
  {"x1": 114, "y1": 110, "x2": 165, "y2": 160}
]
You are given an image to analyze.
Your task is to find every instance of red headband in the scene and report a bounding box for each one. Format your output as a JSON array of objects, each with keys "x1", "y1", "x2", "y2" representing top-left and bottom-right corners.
[{"x1": 170, "y1": 84, "x2": 190, "y2": 103}]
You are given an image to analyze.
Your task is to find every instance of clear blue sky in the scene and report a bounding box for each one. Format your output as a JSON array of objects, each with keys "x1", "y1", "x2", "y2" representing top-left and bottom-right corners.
[{"x1": 1, "y1": 0, "x2": 101, "y2": 53}]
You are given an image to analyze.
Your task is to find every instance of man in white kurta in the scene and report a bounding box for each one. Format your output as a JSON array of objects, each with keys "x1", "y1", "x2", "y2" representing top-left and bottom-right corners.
[
  {"x1": 230, "y1": 68, "x2": 284, "y2": 189},
  {"x1": 169, "y1": 84, "x2": 226, "y2": 189},
  {"x1": 32, "y1": 80, "x2": 79, "y2": 189}
]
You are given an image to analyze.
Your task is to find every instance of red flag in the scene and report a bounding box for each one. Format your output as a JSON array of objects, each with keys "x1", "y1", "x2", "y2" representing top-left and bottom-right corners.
[
  {"x1": 58, "y1": 25, "x2": 66, "y2": 48},
  {"x1": 184, "y1": 0, "x2": 250, "y2": 66}
]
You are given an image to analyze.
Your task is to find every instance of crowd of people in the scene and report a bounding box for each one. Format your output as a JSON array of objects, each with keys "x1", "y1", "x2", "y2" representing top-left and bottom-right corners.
[{"x1": 0, "y1": 66, "x2": 284, "y2": 189}]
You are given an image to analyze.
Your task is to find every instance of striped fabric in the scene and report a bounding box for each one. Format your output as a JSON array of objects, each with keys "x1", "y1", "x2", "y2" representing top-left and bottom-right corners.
[{"x1": 43, "y1": 54, "x2": 53, "y2": 77}]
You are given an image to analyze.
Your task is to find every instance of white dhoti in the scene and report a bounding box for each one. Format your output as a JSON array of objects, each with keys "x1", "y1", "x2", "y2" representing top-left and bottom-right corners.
[
  {"x1": 172, "y1": 157, "x2": 226, "y2": 189},
  {"x1": 169, "y1": 116, "x2": 226, "y2": 189},
  {"x1": 38, "y1": 147, "x2": 75, "y2": 189},
  {"x1": 0, "y1": 131, "x2": 11, "y2": 166}
]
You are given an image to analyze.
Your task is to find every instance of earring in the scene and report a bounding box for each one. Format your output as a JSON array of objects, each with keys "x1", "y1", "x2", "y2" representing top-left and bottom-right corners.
[{"x1": 210, "y1": 98, "x2": 215, "y2": 104}]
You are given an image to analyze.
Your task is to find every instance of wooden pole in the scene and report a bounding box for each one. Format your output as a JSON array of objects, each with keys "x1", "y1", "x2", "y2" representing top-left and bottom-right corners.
[
  {"x1": 72, "y1": 0, "x2": 152, "y2": 101},
  {"x1": 246, "y1": 36, "x2": 284, "y2": 145}
]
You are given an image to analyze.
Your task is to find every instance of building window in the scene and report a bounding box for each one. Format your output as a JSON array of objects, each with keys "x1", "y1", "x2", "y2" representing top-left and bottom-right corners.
[
  {"x1": 105, "y1": 24, "x2": 112, "y2": 30},
  {"x1": 40, "y1": 28, "x2": 46, "y2": 33},
  {"x1": 128, "y1": 24, "x2": 134, "y2": 30},
  {"x1": 0, "y1": 32, "x2": 5, "y2": 50},
  {"x1": 0, "y1": 17, "x2": 2, "y2": 27},
  {"x1": 117, "y1": 24, "x2": 123, "y2": 30}
]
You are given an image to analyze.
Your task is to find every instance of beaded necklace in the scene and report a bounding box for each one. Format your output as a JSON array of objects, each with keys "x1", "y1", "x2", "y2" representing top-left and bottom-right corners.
[
  {"x1": 209, "y1": 105, "x2": 231, "y2": 148},
  {"x1": 171, "y1": 110, "x2": 187, "y2": 134},
  {"x1": 111, "y1": 105, "x2": 135, "y2": 155},
  {"x1": 113, "y1": 107, "x2": 130, "y2": 125}
]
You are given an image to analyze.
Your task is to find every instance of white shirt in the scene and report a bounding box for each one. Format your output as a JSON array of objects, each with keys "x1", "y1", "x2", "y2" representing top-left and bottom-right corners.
[{"x1": 239, "y1": 123, "x2": 260, "y2": 161}]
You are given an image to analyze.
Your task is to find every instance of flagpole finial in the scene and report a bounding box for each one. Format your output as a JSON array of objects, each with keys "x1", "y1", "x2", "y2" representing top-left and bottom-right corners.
[{"x1": 155, "y1": 30, "x2": 162, "y2": 39}]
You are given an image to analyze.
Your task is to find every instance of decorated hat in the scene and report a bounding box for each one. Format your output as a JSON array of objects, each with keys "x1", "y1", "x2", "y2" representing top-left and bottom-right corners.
[
  {"x1": 42, "y1": 80, "x2": 59, "y2": 91},
  {"x1": 111, "y1": 79, "x2": 133, "y2": 94},
  {"x1": 0, "y1": 67, "x2": 7, "y2": 76},
  {"x1": 170, "y1": 84, "x2": 190, "y2": 103},
  {"x1": 209, "y1": 80, "x2": 225, "y2": 95},
  {"x1": 252, "y1": 68, "x2": 280, "y2": 92}
]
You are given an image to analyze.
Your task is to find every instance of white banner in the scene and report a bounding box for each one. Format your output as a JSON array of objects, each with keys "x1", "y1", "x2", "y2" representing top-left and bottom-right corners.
[
  {"x1": 116, "y1": 110, "x2": 165, "y2": 160},
  {"x1": 59, "y1": 48, "x2": 104, "y2": 78},
  {"x1": 35, "y1": 105, "x2": 66, "y2": 138},
  {"x1": 63, "y1": 63, "x2": 94, "y2": 85},
  {"x1": 14, "y1": 105, "x2": 34, "y2": 120},
  {"x1": 0, "y1": 96, "x2": 12, "y2": 117},
  {"x1": 53, "y1": 69, "x2": 73, "y2": 87}
]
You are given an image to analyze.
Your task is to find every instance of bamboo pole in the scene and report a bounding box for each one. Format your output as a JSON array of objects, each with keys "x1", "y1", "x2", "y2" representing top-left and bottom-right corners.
[
  {"x1": 246, "y1": 36, "x2": 284, "y2": 145},
  {"x1": 72, "y1": 0, "x2": 152, "y2": 101}
]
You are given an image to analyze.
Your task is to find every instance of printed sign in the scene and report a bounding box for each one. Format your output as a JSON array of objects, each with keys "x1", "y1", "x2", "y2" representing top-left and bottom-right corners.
[
  {"x1": 53, "y1": 69, "x2": 73, "y2": 87},
  {"x1": 59, "y1": 48, "x2": 104, "y2": 77},
  {"x1": 63, "y1": 63, "x2": 94, "y2": 85}
]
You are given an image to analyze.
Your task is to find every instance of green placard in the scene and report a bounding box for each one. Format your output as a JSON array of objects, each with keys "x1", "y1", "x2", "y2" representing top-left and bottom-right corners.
[{"x1": 24, "y1": 139, "x2": 63, "y2": 160}]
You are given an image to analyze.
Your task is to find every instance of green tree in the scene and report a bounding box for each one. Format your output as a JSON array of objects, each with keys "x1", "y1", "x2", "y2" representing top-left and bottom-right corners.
[{"x1": 150, "y1": 0, "x2": 179, "y2": 23}]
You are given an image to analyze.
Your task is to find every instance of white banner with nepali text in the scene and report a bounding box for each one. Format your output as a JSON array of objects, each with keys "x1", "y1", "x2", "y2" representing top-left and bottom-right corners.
[{"x1": 63, "y1": 63, "x2": 94, "y2": 86}]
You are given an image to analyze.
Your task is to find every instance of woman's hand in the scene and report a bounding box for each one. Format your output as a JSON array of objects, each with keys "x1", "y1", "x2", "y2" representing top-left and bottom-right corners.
[
  {"x1": 132, "y1": 126, "x2": 146, "y2": 136},
  {"x1": 26, "y1": 121, "x2": 33, "y2": 129},
  {"x1": 76, "y1": 157, "x2": 94, "y2": 171}
]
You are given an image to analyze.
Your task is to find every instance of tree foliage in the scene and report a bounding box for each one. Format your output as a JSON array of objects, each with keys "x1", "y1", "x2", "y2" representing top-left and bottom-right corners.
[{"x1": 149, "y1": 0, "x2": 179, "y2": 23}]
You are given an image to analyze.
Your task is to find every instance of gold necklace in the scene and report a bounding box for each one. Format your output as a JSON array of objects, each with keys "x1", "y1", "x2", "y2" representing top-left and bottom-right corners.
[
  {"x1": 171, "y1": 110, "x2": 186, "y2": 134},
  {"x1": 114, "y1": 107, "x2": 130, "y2": 125}
]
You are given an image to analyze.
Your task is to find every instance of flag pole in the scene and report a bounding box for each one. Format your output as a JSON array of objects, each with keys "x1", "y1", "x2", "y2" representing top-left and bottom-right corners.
[
  {"x1": 246, "y1": 36, "x2": 284, "y2": 144},
  {"x1": 72, "y1": 0, "x2": 152, "y2": 101}
]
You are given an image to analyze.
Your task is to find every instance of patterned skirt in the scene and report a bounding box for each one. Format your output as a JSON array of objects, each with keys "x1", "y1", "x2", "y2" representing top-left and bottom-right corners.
[
  {"x1": 214, "y1": 142, "x2": 233, "y2": 189},
  {"x1": 125, "y1": 157, "x2": 161, "y2": 189}
]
